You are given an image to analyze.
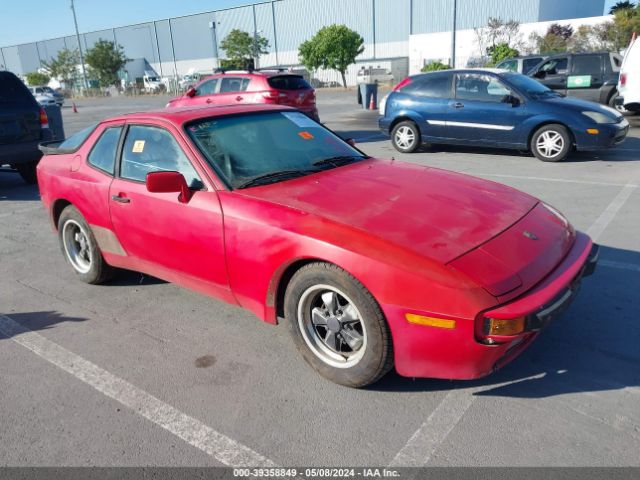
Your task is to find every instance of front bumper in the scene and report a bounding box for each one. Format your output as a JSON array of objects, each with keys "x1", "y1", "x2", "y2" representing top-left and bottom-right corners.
[
  {"x1": 575, "y1": 120, "x2": 629, "y2": 150},
  {"x1": 383, "y1": 232, "x2": 597, "y2": 380}
]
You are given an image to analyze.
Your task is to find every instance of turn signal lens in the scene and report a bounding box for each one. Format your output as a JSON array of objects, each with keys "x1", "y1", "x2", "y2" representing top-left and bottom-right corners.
[
  {"x1": 406, "y1": 313, "x2": 456, "y2": 329},
  {"x1": 586, "y1": 128, "x2": 599, "y2": 135},
  {"x1": 485, "y1": 317, "x2": 525, "y2": 336}
]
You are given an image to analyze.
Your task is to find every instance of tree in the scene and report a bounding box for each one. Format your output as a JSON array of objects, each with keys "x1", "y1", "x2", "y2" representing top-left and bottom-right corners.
[
  {"x1": 220, "y1": 29, "x2": 269, "y2": 68},
  {"x1": 487, "y1": 43, "x2": 519, "y2": 65},
  {"x1": 421, "y1": 60, "x2": 450, "y2": 72},
  {"x1": 85, "y1": 40, "x2": 127, "y2": 88},
  {"x1": 473, "y1": 18, "x2": 522, "y2": 65},
  {"x1": 25, "y1": 71, "x2": 50, "y2": 86},
  {"x1": 299, "y1": 24, "x2": 364, "y2": 88},
  {"x1": 42, "y1": 48, "x2": 79, "y2": 90},
  {"x1": 528, "y1": 23, "x2": 574, "y2": 54},
  {"x1": 547, "y1": 23, "x2": 574, "y2": 40},
  {"x1": 609, "y1": 1, "x2": 636, "y2": 14}
]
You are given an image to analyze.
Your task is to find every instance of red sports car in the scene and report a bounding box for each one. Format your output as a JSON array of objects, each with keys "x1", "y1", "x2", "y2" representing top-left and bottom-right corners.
[{"x1": 37, "y1": 104, "x2": 598, "y2": 388}]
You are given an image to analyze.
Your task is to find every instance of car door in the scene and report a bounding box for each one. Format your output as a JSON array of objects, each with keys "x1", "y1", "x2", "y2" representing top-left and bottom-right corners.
[
  {"x1": 566, "y1": 54, "x2": 604, "y2": 102},
  {"x1": 108, "y1": 123, "x2": 229, "y2": 296},
  {"x1": 446, "y1": 72, "x2": 526, "y2": 146},
  {"x1": 532, "y1": 56, "x2": 569, "y2": 95},
  {"x1": 215, "y1": 76, "x2": 251, "y2": 105},
  {"x1": 188, "y1": 78, "x2": 220, "y2": 106}
]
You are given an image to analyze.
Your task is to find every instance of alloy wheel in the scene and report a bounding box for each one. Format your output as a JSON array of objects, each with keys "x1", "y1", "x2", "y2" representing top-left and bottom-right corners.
[
  {"x1": 62, "y1": 219, "x2": 93, "y2": 274},
  {"x1": 536, "y1": 130, "x2": 564, "y2": 159},
  {"x1": 394, "y1": 126, "x2": 416, "y2": 150}
]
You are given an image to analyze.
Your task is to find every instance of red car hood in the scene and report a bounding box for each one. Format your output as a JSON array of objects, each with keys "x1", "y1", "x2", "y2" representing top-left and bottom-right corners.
[{"x1": 240, "y1": 159, "x2": 538, "y2": 264}]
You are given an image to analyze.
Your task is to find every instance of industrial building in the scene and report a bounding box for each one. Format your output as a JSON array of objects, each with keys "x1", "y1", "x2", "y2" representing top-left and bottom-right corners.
[{"x1": 0, "y1": 0, "x2": 607, "y2": 86}]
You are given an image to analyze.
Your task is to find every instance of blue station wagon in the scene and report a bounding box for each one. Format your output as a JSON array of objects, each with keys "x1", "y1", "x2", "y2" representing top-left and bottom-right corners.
[{"x1": 378, "y1": 69, "x2": 629, "y2": 162}]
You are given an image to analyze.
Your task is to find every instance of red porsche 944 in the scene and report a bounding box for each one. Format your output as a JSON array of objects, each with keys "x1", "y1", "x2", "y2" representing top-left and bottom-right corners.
[{"x1": 37, "y1": 104, "x2": 598, "y2": 387}]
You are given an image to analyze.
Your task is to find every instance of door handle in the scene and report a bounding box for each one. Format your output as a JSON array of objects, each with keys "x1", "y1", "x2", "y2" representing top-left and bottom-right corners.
[
  {"x1": 206, "y1": 98, "x2": 213, "y2": 104},
  {"x1": 111, "y1": 195, "x2": 130, "y2": 204},
  {"x1": 452, "y1": 102, "x2": 464, "y2": 109},
  {"x1": 235, "y1": 96, "x2": 243, "y2": 101}
]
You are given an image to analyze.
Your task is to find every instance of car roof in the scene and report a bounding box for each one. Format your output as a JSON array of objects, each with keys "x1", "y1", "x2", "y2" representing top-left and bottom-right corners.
[
  {"x1": 105, "y1": 104, "x2": 296, "y2": 127},
  {"x1": 415, "y1": 68, "x2": 512, "y2": 76}
]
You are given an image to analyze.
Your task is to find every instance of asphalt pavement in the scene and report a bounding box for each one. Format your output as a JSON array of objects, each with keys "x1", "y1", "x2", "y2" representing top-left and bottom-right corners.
[{"x1": 1, "y1": 89, "x2": 639, "y2": 467}]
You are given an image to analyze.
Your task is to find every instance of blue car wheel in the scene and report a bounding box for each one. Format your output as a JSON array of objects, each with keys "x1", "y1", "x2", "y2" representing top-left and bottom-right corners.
[
  {"x1": 530, "y1": 124, "x2": 571, "y2": 162},
  {"x1": 391, "y1": 120, "x2": 421, "y2": 154}
]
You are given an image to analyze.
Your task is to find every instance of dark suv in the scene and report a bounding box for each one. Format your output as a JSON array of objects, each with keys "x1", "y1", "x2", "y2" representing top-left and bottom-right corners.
[
  {"x1": 528, "y1": 52, "x2": 623, "y2": 108},
  {"x1": 0, "y1": 71, "x2": 53, "y2": 183}
]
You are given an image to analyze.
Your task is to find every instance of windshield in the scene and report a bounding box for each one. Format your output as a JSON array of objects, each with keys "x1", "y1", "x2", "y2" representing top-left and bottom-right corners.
[
  {"x1": 504, "y1": 73, "x2": 555, "y2": 97},
  {"x1": 186, "y1": 111, "x2": 366, "y2": 189}
]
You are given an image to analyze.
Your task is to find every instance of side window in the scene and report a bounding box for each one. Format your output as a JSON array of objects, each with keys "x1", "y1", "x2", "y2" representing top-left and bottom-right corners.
[
  {"x1": 120, "y1": 125, "x2": 202, "y2": 188},
  {"x1": 195, "y1": 79, "x2": 218, "y2": 96},
  {"x1": 219, "y1": 77, "x2": 245, "y2": 93},
  {"x1": 571, "y1": 55, "x2": 602, "y2": 75},
  {"x1": 455, "y1": 74, "x2": 512, "y2": 103},
  {"x1": 498, "y1": 60, "x2": 517, "y2": 71},
  {"x1": 523, "y1": 58, "x2": 542, "y2": 74},
  {"x1": 88, "y1": 126, "x2": 122, "y2": 175},
  {"x1": 540, "y1": 58, "x2": 568, "y2": 75},
  {"x1": 402, "y1": 74, "x2": 452, "y2": 98}
]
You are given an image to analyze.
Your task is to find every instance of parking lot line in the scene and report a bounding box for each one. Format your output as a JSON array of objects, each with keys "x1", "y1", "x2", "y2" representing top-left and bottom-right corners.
[
  {"x1": 0, "y1": 314, "x2": 277, "y2": 468},
  {"x1": 599, "y1": 260, "x2": 640, "y2": 273},
  {"x1": 587, "y1": 183, "x2": 637, "y2": 242},
  {"x1": 470, "y1": 173, "x2": 638, "y2": 188}
]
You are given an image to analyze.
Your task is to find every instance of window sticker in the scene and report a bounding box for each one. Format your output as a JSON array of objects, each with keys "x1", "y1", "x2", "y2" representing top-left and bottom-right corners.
[
  {"x1": 298, "y1": 131, "x2": 314, "y2": 140},
  {"x1": 282, "y1": 111, "x2": 318, "y2": 129},
  {"x1": 132, "y1": 140, "x2": 145, "y2": 153},
  {"x1": 567, "y1": 75, "x2": 592, "y2": 88}
]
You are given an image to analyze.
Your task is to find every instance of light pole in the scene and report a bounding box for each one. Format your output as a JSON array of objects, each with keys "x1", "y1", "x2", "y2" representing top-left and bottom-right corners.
[
  {"x1": 451, "y1": 0, "x2": 457, "y2": 68},
  {"x1": 70, "y1": 0, "x2": 89, "y2": 91}
]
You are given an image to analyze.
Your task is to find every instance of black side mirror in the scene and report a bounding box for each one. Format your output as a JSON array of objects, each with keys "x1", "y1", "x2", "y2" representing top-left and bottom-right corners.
[
  {"x1": 533, "y1": 70, "x2": 546, "y2": 79},
  {"x1": 504, "y1": 95, "x2": 520, "y2": 107}
]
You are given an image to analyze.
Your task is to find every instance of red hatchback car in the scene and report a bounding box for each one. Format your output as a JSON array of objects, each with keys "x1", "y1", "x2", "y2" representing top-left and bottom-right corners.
[
  {"x1": 37, "y1": 104, "x2": 598, "y2": 388},
  {"x1": 167, "y1": 71, "x2": 319, "y2": 121}
]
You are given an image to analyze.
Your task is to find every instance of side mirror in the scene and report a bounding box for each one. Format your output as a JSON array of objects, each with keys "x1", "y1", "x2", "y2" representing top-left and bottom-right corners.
[
  {"x1": 146, "y1": 171, "x2": 192, "y2": 204},
  {"x1": 346, "y1": 138, "x2": 356, "y2": 147},
  {"x1": 533, "y1": 70, "x2": 546, "y2": 79},
  {"x1": 504, "y1": 95, "x2": 520, "y2": 107},
  {"x1": 186, "y1": 87, "x2": 196, "y2": 98}
]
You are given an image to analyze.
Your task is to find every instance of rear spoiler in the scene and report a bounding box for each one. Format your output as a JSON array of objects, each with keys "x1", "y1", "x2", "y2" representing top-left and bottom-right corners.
[{"x1": 38, "y1": 140, "x2": 77, "y2": 155}]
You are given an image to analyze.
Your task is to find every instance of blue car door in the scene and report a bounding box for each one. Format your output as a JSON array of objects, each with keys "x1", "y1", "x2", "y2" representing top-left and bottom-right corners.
[
  {"x1": 446, "y1": 72, "x2": 526, "y2": 146},
  {"x1": 394, "y1": 71, "x2": 453, "y2": 139}
]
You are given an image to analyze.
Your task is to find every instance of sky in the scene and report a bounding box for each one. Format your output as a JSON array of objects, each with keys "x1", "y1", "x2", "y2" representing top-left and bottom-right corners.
[{"x1": 0, "y1": 0, "x2": 621, "y2": 47}]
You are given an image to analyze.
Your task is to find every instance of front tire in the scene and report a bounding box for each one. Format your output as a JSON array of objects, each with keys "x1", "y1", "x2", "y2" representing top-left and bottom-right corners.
[
  {"x1": 16, "y1": 161, "x2": 39, "y2": 184},
  {"x1": 530, "y1": 124, "x2": 571, "y2": 162},
  {"x1": 391, "y1": 120, "x2": 421, "y2": 153},
  {"x1": 284, "y1": 263, "x2": 393, "y2": 388},
  {"x1": 58, "y1": 205, "x2": 114, "y2": 284}
]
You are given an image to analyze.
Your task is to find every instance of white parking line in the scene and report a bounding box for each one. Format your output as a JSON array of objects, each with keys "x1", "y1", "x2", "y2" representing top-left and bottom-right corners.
[
  {"x1": 0, "y1": 314, "x2": 277, "y2": 467},
  {"x1": 389, "y1": 181, "x2": 638, "y2": 466},
  {"x1": 471, "y1": 173, "x2": 638, "y2": 188},
  {"x1": 587, "y1": 183, "x2": 636, "y2": 242}
]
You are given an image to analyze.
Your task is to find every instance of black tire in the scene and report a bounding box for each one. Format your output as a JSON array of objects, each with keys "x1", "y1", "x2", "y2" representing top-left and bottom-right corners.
[
  {"x1": 284, "y1": 262, "x2": 394, "y2": 388},
  {"x1": 16, "y1": 161, "x2": 39, "y2": 184},
  {"x1": 530, "y1": 124, "x2": 571, "y2": 162},
  {"x1": 391, "y1": 120, "x2": 421, "y2": 153},
  {"x1": 58, "y1": 205, "x2": 114, "y2": 284},
  {"x1": 609, "y1": 91, "x2": 634, "y2": 116}
]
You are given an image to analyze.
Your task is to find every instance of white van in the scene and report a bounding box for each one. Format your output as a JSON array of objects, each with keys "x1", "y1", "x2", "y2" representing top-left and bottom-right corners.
[{"x1": 617, "y1": 35, "x2": 640, "y2": 114}]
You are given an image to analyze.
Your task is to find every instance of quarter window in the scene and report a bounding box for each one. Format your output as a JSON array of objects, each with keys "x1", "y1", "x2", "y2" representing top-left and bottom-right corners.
[
  {"x1": 88, "y1": 126, "x2": 122, "y2": 175},
  {"x1": 455, "y1": 74, "x2": 512, "y2": 103},
  {"x1": 120, "y1": 125, "x2": 202, "y2": 188}
]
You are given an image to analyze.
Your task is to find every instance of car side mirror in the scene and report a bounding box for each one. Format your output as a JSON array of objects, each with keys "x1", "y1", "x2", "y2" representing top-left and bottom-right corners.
[
  {"x1": 504, "y1": 95, "x2": 520, "y2": 107},
  {"x1": 346, "y1": 138, "x2": 356, "y2": 147},
  {"x1": 533, "y1": 70, "x2": 546, "y2": 79},
  {"x1": 186, "y1": 87, "x2": 196, "y2": 98},
  {"x1": 146, "y1": 171, "x2": 192, "y2": 203}
]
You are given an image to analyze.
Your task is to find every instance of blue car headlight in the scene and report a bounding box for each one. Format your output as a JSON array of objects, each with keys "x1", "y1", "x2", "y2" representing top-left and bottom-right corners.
[{"x1": 582, "y1": 110, "x2": 617, "y2": 124}]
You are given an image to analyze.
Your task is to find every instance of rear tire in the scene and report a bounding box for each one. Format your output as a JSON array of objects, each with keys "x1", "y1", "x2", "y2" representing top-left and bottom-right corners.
[
  {"x1": 58, "y1": 205, "x2": 114, "y2": 284},
  {"x1": 16, "y1": 161, "x2": 39, "y2": 184},
  {"x1": 391, "y1": 120, "x2": 421, "y2": 153},
  {"x1": 284, "y1": 262, "x2": 393, "y2": 388},
  {"x1": 530, "y1": 124, "x2": 571, "y2": 162}
]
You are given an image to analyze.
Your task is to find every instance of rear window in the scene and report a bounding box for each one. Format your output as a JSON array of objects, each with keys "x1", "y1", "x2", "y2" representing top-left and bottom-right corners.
[
  {"x1": 0, "y1": 72, "x2": 36, "y2": 104},
  {"x1": 58, "y1": 124, "x2": 98, "y2": 150},
  {"x1": 267, "y1": 75, "x2": 311, "y2": 90}
]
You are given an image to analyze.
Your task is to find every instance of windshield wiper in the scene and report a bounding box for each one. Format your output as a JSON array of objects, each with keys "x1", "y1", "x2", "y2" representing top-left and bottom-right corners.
[
  {"x1": 236, "y1": 169, "x2": 318, "y2": 189},
  {"x1": 312, "y1": 156, "x2": 363, "y2": 168}
]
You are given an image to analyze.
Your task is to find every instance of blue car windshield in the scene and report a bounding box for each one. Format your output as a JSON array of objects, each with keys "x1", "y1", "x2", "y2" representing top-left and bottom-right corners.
[{"x1": 504, "y1": 73, "x2": 557, "y2": 97}]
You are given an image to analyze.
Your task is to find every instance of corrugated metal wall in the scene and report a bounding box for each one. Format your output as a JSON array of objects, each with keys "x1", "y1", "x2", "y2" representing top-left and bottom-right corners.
[{"x1": 0, "y1": 0, "x2": 605, "y2": 76}]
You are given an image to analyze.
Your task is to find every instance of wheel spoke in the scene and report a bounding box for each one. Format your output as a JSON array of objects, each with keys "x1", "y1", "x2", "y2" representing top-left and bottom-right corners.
[
  {"x1": 311, "y1": 308, "x2": 328, "y2": 326},
  {"x1": 321, "y1": 291, "x2": 338, "y2": 316},
  {"x1": 324, "y1": 330, "x2": 338, "y2": 350},
  {"x1": 340, "y1": 303, "x2": 359, "y2": 323}
]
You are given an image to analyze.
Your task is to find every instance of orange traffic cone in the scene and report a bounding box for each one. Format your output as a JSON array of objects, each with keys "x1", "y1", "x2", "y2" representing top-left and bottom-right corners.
[
  {"x1": 72, "y1": 102, "x2": 78, "y2": 113},
  {"x1": 369, "y1": 96, "x2": 377, "y2": 110}
]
